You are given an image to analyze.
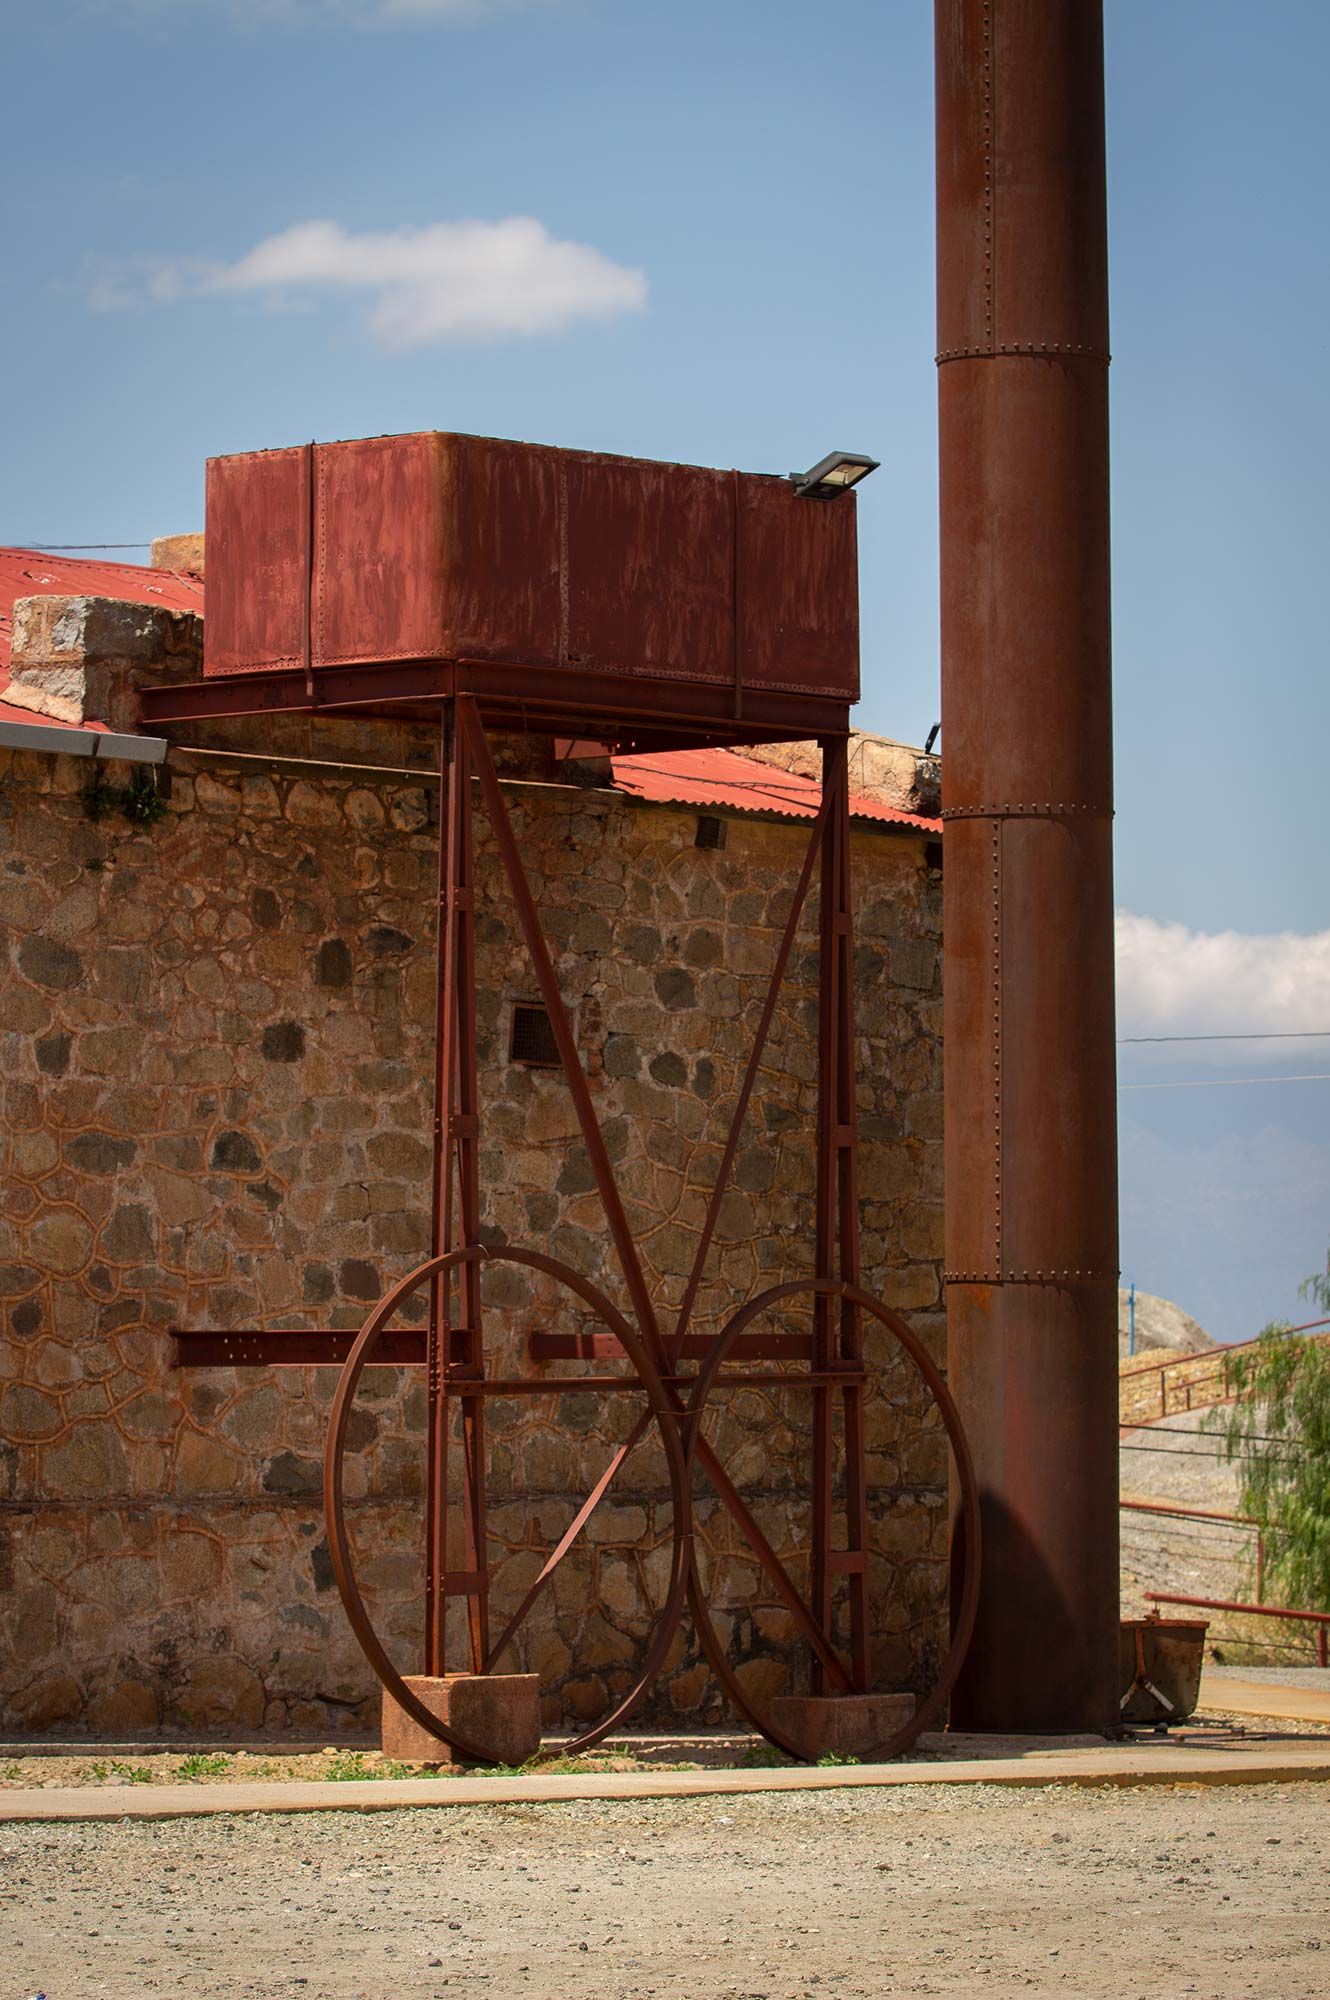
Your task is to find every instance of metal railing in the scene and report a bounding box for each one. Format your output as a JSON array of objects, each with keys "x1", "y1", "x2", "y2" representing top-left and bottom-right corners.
[
  {"x1": 1119, "y1": 1319, "x2": 1330, "y2": 1425},
  {"x1": 1146, "y1": 1590, "x2": 1330, "y2": 1668},
  {"x1": 1121, "y1": 1498, "x2": 1264, "y2": 1598}
]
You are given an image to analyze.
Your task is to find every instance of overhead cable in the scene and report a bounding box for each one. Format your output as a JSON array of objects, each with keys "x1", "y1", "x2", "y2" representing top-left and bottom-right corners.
[
  {"x1": 1119, "y1": 1031, "x2": 1330, "y2": 1044},
  {"x1": 1120, "y1": 1074, "x2": 1330, "y2": 1091}
]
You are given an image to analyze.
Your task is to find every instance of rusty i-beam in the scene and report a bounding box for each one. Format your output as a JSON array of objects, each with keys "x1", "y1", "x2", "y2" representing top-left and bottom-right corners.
[{"x1": 936, "y1": 0, "x2": 1120, "y2": 1731}]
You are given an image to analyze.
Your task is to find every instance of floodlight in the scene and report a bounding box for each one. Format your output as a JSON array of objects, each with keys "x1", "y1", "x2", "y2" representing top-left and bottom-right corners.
[{"x1": 788, "y1": 450, "x2": 880, "y2": 499}]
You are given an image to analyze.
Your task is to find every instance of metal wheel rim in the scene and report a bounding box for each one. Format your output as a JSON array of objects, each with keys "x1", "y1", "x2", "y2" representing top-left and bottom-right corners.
[
  {"x1": 683, "y1": 1277, "x2": 982, "y2": 1763},
  {"x1": 323, "y1": 1244, "x2": 694, "y2": 1763}
]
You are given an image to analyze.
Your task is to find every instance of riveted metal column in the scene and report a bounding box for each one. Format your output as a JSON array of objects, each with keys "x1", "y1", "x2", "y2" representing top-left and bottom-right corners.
[{"x1": 936, "y1": 0, "x2": 1120, "y2": 1731}]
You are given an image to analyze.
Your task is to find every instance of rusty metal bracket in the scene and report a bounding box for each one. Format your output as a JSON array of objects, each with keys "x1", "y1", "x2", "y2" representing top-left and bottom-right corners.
[
  {"x1": 936, "y1": 343, "x2": 1111, "y2": 364},
  {"x1": 944, "y1": 1270, "x2": 1120, "y2": 1288},
  {"x1": 939, "y1": 803, "x2": 1113, "y2": 820}
]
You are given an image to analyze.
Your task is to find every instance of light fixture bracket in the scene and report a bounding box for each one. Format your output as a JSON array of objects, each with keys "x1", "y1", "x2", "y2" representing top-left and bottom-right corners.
[{"x1": 788, "y1": 450, "x2": 880, "y2": 500}]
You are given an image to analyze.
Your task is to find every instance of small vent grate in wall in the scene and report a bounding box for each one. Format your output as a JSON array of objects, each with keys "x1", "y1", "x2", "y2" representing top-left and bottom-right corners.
[
  {"x1": 509, "y1": 1001, "x2": 561, "y2": 1068},
  {"x1": 695, "y1": 814, "x2": 727, "y2": 851}
]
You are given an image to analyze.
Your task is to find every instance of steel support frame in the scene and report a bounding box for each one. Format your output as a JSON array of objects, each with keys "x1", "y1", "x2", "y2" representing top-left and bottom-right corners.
[
  {"x1": 138, "y1": 655, "x2": 852, "y2": 759},
  {"x1": 171, "y1": 693, "x2": 978, "y2": 1747},
  {"x1": 415, "y1": 698, "x2": 873, "y2": 1698}
]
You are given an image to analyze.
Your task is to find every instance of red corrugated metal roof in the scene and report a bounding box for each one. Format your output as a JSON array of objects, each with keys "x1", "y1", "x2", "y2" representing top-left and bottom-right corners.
[
  {"x1": 0, "y1": 550, "x2": 937, "y2": 834},
  {"x1": 0, "y1": 548, "x2": 203, "y2": 734},
  {"x1": 610, "y1": 746, "x2": 940, "y2": 832}
]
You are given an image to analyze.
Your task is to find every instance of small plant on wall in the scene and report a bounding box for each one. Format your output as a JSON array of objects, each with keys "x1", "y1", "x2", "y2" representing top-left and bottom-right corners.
[
  {"x1": 122, "y1": 770, "x2": 168, "y2": 825},
  {"x1": 82, "y1": 768, "x2": 168, "y2": 827},
  {"x1": 81, "y1": 775, "x2": 116, "y2": 822}
]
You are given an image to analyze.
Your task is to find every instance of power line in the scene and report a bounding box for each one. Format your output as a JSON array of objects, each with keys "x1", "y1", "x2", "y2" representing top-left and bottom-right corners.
[
  {"x1": 1201, "y1": 1635, "x2": 1325, "y2": 1657},
  {"x1": 1120, "y1": 1031, "x2": 1330, "y2": 1044},
  {"x1": 1123, "y1": 1423, "x2": 1303, "y2": 1449},
  {"x1": 1119, "y1": 1440, "x2": 1301, "y2": 1463},
  {"x1": 15, "y1": 542, "x2": 152, "y2": 551},
  {"x1": 1120, "y1": 1073, "x2": 1330, "y2": 1091}
]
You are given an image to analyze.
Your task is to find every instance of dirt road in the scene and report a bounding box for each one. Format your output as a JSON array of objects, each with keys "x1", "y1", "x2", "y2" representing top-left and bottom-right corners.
[{"x1": 2, "y1": 1780, "x2": 1325, "y2": 1999}]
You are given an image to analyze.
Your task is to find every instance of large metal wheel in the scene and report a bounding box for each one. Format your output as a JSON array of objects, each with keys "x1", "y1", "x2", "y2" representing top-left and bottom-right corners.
[
  {"x1": 682, "y1": 1279, "x2": 981, "y2": 1763},
  {"x1": 323, "y1": 1245, "x2": 695, "y2": 1762},
  {"x1": 326, "y1": 1258, "x2": 979, "y2": 1764}
]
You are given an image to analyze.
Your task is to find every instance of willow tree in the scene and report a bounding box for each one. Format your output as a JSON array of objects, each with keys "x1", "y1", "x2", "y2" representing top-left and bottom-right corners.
[{"x1": 1212, "y1": 1256, "x2": 1330, "y2": 1612}]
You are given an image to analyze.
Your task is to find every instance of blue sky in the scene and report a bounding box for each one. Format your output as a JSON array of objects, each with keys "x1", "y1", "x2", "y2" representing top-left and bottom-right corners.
[{"x1": 3, "y1": 0, "x2": 1328, "y2": 1339}]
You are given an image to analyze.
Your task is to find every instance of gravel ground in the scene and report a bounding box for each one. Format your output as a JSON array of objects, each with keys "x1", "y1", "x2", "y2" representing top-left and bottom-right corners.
[
  {"x1": 1196, "y1": 1711, "x2": 1330, "y2": 1738},
  {"x1": 0, "y1": 1746, "x2": 703, "y2": 1793},
  {"x1": 1205, "y1": 1666, "x2": 1330, "y2": 1692},
  {"x1": 1119, "y1": 1410, "x2": 1244, "y2": 1515},
  {"x1": 2, "y1": 1780, "x2": 1327, "y2": 2000},
  {"x1": 9, "y1": 1719, "x2": 1327, "y2": 1791}
]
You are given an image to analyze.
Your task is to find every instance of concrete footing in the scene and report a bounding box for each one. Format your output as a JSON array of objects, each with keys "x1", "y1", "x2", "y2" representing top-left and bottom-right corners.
[
  {"x1": 770, "y1": 1692, "x2": 916, "y2": 1762},
  {"x1": 381, "y1": 1674, "x2": 541, "y2": 1768},
  {"x1": 10, "y1": 1736, "x2": 1329, "y2": 1826}
]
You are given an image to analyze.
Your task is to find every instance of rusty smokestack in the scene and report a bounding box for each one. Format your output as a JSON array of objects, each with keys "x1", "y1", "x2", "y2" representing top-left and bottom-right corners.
[{"x1": 936, "y1": 0, "x2": 1120, "y2": 1730}]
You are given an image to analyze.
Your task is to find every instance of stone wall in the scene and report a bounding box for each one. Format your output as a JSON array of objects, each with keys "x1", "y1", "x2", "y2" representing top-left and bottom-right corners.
[{"x1": 1, "y1": 669, "x2": 946, "y2": 1739}]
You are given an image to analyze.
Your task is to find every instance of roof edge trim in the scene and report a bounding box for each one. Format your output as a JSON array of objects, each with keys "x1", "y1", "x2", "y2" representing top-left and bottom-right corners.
[{"x1": 0, "y1": 718, "x2": 167, "y2": 764}]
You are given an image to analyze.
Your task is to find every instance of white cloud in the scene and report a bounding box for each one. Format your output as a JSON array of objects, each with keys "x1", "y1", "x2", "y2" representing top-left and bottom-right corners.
[
  {"x1": 119, "y1": 0, "x2": 556, "y2": 21},
  {"x1": 1116, "y1": 910, "x2": 1330, "y2": 1061},
  {"x1": 366, "y1": 0, "x2": 548, "y2": 16},
  {"x1": 303, "y1": 0, "x2": 558, "y2": 17},
  {"x1": 89, "y1": 216, "x2": 647, "y2": 349}
]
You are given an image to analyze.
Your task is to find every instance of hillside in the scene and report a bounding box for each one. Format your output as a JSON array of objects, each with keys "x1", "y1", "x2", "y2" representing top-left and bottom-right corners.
[
  {"x1": 1119, "y1": 1407, "x2": 1246, "y2": 1618},
  {"x1": 1118, "y1": 1287, "x2": 1216, "y2": 1360}
]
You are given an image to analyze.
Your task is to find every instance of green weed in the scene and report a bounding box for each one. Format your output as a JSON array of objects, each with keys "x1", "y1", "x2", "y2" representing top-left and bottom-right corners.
[
  {"x1": 85, "y1": 1759, "x2": 153, "y2": 1784},
  {"x1": 122, "y1": 772, "x2": 168, "y2": 825},
  {"x1": 176, "y1": 1753, "x2": 231, "y2": 1780},
  {"x1": 82, "y1": 772, "x2": 167, "y2": 827},
  {"x1": 325, "y1": 1751, "x2": 412, "y2": 1782}
]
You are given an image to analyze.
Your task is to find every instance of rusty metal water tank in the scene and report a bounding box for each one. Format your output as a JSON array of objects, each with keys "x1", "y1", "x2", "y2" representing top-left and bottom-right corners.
[{"x1": 203, "y1": 431, "x2": 862, "y2": 710}]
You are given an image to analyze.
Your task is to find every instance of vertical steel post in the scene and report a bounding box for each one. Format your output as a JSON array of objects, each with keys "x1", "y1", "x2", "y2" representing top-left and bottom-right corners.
[
  {"x1": 812, "y1": 739, "x2": 870, "y2": 1694},
  {"x1": 425, "y1": 701, "x2": 489, "y2": 1676},
  {"x1": 424, "y1": 711, "x2": 453, "y2": 1674},
  {"x1": 451, "y1": 708, "x2": 488, "y2": 1671},
  {"x1": 936, "y1": 0, "x2": 1120, "y2": 1731},
  {"x1": 811, "y1": 746, "x2": 840, "y2": 1690},
  {"x1": 830, "y1": 748, "x2": 870, "y2": 1693}
]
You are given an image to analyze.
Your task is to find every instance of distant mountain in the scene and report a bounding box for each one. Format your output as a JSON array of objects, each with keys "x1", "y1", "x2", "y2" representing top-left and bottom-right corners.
[{"x1": 1118, "y1": 1288, "x2": 1216, "y2": 1360}]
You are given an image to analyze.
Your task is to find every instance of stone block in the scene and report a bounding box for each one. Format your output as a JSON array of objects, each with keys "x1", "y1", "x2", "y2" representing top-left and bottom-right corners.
[
  {"x1": 381, "y1": 1673, "x2": 542, "y2": 1767},
  {"x1": 43, "y1": 1424, "x2": 129, "y2": 1498},
  {"x1": 88, "y1": 1678, "x2": 160, "y2": 1733},
  {"x1": 769, "y1": 1691, "x2": 917, "y2": 1763},
  {"x1": 6, "y1": 594, "x2": 203, "y2": 730},
  {"x1": 7, "y1": 1671, "x2": 82, "y2": 1731},
  {"x1": 151, "y1": 532, "x2": 205, "y2": 575},
  {"x1": 174, "y1": 1655, "x2": 265, "y2": 1730}
]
